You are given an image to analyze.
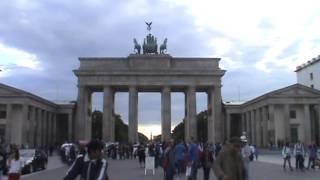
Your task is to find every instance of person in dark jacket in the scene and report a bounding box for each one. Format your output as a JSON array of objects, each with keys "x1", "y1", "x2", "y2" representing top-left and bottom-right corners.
[
  {"x1": 138, "y1": 144, "x2": 146, "y2": 168},
  {"x1": 0, "y1": 147, "x2": 6, "y2": 180},
  {"x1": 64, "y1": 140, "x2": 109, "y2": 180},
  {"x1": 202, "y1": 143, "x2": 214, "y2": 180},
  {"x1": 164, "y1": 139, "x2": 175, "y2": 180},
  {"x1": 307, "y1": 142, "x2": 317, "y2": 169},
  {"x1": 213, "y1": 137, "x2": 245, "y2": 180}
]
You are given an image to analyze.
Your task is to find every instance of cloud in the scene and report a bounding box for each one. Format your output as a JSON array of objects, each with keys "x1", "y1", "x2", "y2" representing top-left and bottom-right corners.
[
  {"x1": 1, "y1": 0, "x2": 320, "y2": 130},
  {"x1": 0, "y1": 43, "x2": 42, "y2": 78}
]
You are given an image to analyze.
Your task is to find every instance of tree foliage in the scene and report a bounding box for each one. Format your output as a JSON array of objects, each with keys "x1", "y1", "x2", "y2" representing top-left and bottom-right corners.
[
  {"x1": 171, "y1": 110, "x2": 209, "y2": 143},
  {"x1": 91, "y1": 110, "x2": 148, "y2": 143}
]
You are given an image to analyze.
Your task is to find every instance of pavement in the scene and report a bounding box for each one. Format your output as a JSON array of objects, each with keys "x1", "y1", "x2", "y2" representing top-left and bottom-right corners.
[{"x1": 20, "y1": 154, "x2": 320, "y2": 180}]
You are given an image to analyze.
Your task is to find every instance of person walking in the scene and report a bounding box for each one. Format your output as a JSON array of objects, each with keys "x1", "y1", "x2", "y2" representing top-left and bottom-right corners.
[
  {"x1": 188, "y1": 137, "x2": 199, "y2": 180},
  {"x1": 282, "y1": 142, "x2": 293, "y2": 171},
  {"x1": 174, "y1": 140, "x2": 186, "y2": 178},
  {"x1": 0, "y1": 147, "x2": 6, "y2": 180},
  {"x1": 307, "y1": 142, "x2": 317, "y2": 170},
  {"x1": 213, "y1": 137, "x2": 245, "y2": 180},
  {"x1": 202, "y1": 143, "x2": 214, "y2": 180},
  {"x1": 253, "y1": 145, "x2": 258, "y2": 160},
  {"x1": 64, "y1": 139, "x2": 109, "y2": 180},
  {"x1": 294, "y1": 141, "x2": 305, "y2": 171},
  {"x1": 138, "y1": 144, "x2": 146, "y2": 168},
  {"x1": 240, "y1": 136, "x2": 251, "y2": 180},
  {"x1": 7, "y1": 148, "x2": 22, "y2": 180},
  {"x1": 163, "y1": 139, "x2": 175, "y2": 180}
]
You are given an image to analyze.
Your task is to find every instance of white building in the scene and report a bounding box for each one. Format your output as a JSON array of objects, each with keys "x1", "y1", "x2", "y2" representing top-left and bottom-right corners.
[
  {"x1": 0, "y1": 83, "x2": 75, "y2": 147},
  {"x1": 225, "y1": 84, "x2": 320, "y2": 147},
  {"x1": 296, "y1": 55, "x2": 320, "y2": 90}
]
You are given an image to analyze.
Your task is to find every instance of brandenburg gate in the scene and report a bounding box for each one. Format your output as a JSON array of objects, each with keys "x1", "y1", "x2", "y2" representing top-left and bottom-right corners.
[{"x1": 74, "y1": 23, "x2": 226, "y2": 143}]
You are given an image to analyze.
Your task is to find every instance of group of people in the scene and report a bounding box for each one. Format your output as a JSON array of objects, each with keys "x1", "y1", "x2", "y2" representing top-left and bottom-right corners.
[
  {"x1": 282, "y1": 141, "x2": 320, "y2": 171},
  {"x1": 63, "y1": 137, "x2": 320, "y2": 180},
  {"x1": 160, "y1": 136, "x2": 253, "y2": 180},
  {"x1": 60, "y1": 144, "x2": 77, "y2": 165}
]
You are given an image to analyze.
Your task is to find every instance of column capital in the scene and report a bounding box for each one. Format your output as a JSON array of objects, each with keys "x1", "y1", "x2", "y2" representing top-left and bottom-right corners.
[
  {"x1": 214, "y1": 85, "x2": 222, "y2": 88},
  {"x1": 187, "y1": 86, "x2": 196, "y2": 90},
  {"x1": 162, "y1": 86, "x2": 171, "y2": 92}
]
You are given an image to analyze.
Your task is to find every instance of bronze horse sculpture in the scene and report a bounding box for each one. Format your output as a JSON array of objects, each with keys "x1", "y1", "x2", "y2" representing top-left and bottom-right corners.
[
  {"x1": 160, "y1": 38, "x2": 168, "y2": 54},
  {"x1": 133, "y1": 38, "x2": 141, "y2": 54}
]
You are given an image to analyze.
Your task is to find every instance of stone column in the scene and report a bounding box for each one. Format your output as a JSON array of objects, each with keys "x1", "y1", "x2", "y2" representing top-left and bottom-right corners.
[
  {"x1": 29, "y1": 106, "x2": 36, "y2": 148},
  {"x1": 129, "y1": 86, "x2": 138, "y2": 143},
  {"x1": 33, "y1": 108, "x2": 38, "y2": 147},
  {"x1": 311, "y1": 106, "x2": 316, "y2": 142},
  {"x1": 226, "y1": 112, "x2": 231, "y2": 140},
  {"x1": 161, "y1": 86, "x2": 171, "y2": 141},
  {"x1": 47, "y1": 112, "x2": 51, "y2": 145},
  {"x1": 17, "y1": 104, "x2": 28, "y2": 146},
  {"x1": 42, "y1": 111, "x2": 48, "y2": 147},
  {"x1": 246, "y1": 112, "x2": 250, "y2": 140},
  {"x1": 284, "y1": 104, "x2": 290, "y2": 142},
  {"x1": 304, "y1": 104, "x2": 312, "y2": 144},
  {"x1": 250, "y1": 110, "x2": 255, "y2": 144},
  {"x1": 317, "y1": 104, "x2": 320, "y2": 144},
  {"x1": 50, "y1": 113, "x2": 54, "y2": 145},
  {"x1": 68, "y1": 113, "x2": 72, "y2": 141},
  {"x1": 111, "y1": 93, "x2": 115, "y2": 142},
  {"x1": 241, "y1": 113, "x2": 246, "y2": 135},
  {"x1": 186, "y1": 86, "x2": 197, "y2": 142},
  {"x1": 46, "y1": 111, "x2": 50, "y2": 146},
  {"x1": 36, "y1": 109, "x2": 42, "y2": 147},
  {"x1": 185, "y1": 92, "x2": 189, "y2": 142},
  {"x1": 269, "y1": 105, "x2": 275, "y2": 144},
  {"x1": 213, "y1": 86, "x2": 222, "y2": 142},
  {"x1": 103, "y1": 86, "x2": 114, "y2": 142},
  {"x1": 76, "y1": 86, "x2": 91, "y2": 140},
  {"x1": 5, "y1": 104, "x2": 12, "y2": 144},
  {"x1": 47, "y1": 112, "x2": 50, "y2": 146},
  {"x1": 53, "y1": 113, "x2": 57, "y2": 144},
  {"x1": 207, "y1": 88, "x2": 214, "y2": 143},
  {"x1": 256, "y1": 108, "x2": 261, "y2": 147},
  {"x1": 262, "y1": 106, "x2": 268, "y2": 147}
]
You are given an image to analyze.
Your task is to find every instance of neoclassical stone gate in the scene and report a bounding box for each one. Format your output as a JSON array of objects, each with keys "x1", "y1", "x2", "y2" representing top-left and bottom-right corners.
[{"x1": 74, "y1": 54, "x2": 225, "y2": 143}]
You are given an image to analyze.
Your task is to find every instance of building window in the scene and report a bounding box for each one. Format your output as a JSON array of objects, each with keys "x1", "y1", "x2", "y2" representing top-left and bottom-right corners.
[
  {"x1": 0, "y1": 111, "x2": 6, "y2": 119},
  {"x1": 310, "y1": 72, "x2": 313, "y2": 80},
  {"x1": 290, "y1": 110, "x2": 296, "y2": 119},
  {"x1": 311, "y1": 84, "x2": 314, "y2": 88}
]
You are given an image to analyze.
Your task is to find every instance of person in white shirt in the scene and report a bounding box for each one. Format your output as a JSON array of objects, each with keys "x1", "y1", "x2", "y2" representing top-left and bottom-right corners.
[
  {"x1": 241, "y1": 136, "x2": 251, "y2": 180},
  {"x1": 7, "y1": 149, "x2": 22, "y2": 180},
  {"x1": 294, "y1": 141, "x2": 305, "y2": 170},
  {"x1": 282, "y1": 142, "x2": 293, "y2": 171}
]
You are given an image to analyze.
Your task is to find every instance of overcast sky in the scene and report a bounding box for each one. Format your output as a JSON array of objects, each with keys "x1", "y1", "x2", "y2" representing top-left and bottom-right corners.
[{"x1": 1, "y1": 0, "x2": 320, "y2": 136}]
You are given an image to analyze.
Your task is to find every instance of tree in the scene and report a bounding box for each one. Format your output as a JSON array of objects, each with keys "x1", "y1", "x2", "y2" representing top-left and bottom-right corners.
[
  {"x1": 171, "y1": 110, "x2": 208, "y2": 143},
  {"x1": 91, "y1": 110, "x2": 148, "y2": 143}
]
